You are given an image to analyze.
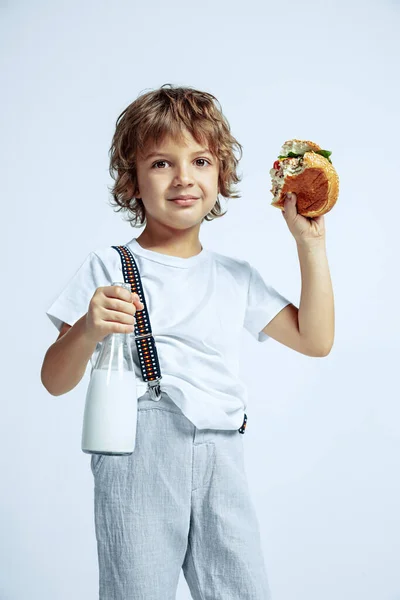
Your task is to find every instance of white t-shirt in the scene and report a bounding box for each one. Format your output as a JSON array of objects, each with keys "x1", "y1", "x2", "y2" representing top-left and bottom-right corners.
[{"x1": 46, "y1": 237, "x2": 292, "y2": 430}]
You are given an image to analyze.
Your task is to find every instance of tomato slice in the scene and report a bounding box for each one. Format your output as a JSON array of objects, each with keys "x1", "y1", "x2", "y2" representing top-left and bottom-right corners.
[{"x1": 273, "y1": 160, "x2": 280, "y2": 171}]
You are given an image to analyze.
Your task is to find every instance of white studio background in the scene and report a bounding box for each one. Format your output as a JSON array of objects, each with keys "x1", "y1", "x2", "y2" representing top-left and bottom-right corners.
[{"x1": 1, "y1": 0, "x2": 399, "y2": 598}]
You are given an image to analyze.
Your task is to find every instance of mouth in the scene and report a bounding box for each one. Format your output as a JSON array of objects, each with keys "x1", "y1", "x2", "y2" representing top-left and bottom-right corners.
[{"x1": 169, "y1": 197, "x2": 200, "y2": 206}]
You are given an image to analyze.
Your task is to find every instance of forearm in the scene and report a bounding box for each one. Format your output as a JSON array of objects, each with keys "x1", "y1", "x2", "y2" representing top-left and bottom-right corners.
[
  {"x1": 296, "y1": 240, "x2": 335, "y2": 355},
  {"x1": 41, "y1": 314, "x2": 98, "y2": 396}
]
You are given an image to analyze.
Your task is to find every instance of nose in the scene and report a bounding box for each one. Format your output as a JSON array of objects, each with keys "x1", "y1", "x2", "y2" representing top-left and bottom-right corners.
[{"x1": 172, "y1": 162, "x2": 195, "y2": 187}]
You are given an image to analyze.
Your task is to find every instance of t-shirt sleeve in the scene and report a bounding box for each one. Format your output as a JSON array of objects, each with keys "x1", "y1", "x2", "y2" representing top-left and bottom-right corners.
[
  {"x1": 45, "y1": 251, "x2": 113, "y2": 369},
  {"x1": 244, "y1": 262, "x2": 292, "y2": 342}
]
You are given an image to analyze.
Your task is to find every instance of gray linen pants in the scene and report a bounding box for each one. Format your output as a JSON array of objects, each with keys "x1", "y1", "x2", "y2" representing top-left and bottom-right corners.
[{"x1": 91, "y1": 390, "x2": 272, "y2": 599}]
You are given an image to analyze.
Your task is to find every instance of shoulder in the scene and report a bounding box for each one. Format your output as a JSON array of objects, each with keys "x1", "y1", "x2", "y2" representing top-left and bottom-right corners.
[
  {"x1": 91, "y1": 241, "x2": 157, "y2": 282},
  {"x1": 208, "y1": 249, "x2": 251, "y2": 283},
  {"x1": 90, "y1": 245, "x2": 127, "y2": 279}
]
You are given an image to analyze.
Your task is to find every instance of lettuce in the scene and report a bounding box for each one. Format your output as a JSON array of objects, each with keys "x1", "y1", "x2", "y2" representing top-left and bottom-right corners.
[
  {"x1": 315, "y1": 150, "x2": 332, "y2": 163},
  {"x1": 278, "y1": 150, "x2": 332, "y2": 164}
]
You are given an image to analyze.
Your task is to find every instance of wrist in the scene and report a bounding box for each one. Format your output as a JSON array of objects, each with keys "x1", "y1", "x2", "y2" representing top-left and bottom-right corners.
[
  {"x1": 296, "y1": 237, "x2": 326, "y2": 251},
  {"x1": 80, "y1": 314, "x2": 102, "y2": 348}
]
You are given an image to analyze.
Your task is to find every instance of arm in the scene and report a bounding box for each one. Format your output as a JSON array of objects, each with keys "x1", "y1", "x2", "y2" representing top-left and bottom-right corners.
[
  {"x1": 262, "y1": 240, "x2": 335, "y2": 357},
  {"x1": 296, "y1": 239, "x2": 335, "y2": 356},
  {"x1": 41, "y1": 314, "x2": 98, "y2": 396}
]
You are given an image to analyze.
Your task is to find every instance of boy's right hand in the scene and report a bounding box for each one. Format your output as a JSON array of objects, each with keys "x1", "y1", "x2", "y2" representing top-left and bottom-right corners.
[{"x1": 84, "y1": 285, "x2": 144, "y2": 344}]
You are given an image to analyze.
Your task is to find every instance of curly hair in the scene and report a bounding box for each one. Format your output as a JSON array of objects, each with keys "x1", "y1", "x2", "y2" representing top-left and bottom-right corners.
[{"x1": 107, "y1": 83, "x2": 243, "y2": 227}]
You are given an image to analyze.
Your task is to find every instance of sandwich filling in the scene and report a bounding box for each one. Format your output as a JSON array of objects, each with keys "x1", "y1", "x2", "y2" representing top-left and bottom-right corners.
[
  {"x1": 270, "y1": 157, "x2": 304, "y2": 200},
  {"x1": 270, "y1": 141, "x2": 332, "y2": 201}
]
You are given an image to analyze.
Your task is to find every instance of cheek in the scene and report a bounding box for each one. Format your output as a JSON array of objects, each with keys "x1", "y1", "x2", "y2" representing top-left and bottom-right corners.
[{"x1": 202, "y1": 171, "x2": 219, "y2": 187}]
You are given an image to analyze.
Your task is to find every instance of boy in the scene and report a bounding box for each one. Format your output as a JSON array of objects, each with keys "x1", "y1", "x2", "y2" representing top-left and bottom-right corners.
[{"x1": 41, "y1": 84, "x2": 334, "y2": 599}]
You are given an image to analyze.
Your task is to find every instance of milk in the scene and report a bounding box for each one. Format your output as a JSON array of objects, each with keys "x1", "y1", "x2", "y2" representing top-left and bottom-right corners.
[{"x1": 81, "y1": 368, "x2": 138, "y2": 455}]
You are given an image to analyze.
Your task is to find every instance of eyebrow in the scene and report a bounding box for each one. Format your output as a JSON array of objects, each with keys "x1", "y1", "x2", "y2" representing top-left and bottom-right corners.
[{"x1": 144, "y1": 148, "x2": 212, "y2": 160}]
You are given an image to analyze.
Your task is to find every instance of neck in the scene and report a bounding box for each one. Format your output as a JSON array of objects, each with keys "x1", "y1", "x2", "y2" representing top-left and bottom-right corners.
[{"x1": 136, "y1": 227, "x2": 203, "y2": 258}]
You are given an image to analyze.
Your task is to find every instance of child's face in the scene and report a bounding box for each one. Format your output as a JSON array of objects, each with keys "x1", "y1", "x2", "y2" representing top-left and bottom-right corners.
[{"x1": 134, "y1": 129, "x2": 220, "y2": 230}]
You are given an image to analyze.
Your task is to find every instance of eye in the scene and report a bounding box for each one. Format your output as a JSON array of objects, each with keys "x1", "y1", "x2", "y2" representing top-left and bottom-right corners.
[
  {"x1": 151, "y1": 158, "x2": 211, "y2": 169},
  {"x1": 195, "y1": 158, "x2": 211, "y2": 167},
  {"x1": 152, "y1": 160, "x2": 168, "y2": 169}
]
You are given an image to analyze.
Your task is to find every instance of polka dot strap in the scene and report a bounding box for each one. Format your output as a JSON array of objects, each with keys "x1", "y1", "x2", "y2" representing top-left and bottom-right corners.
[{"x1": 112, "y1": 245, "x2": 162, "y2": 401}]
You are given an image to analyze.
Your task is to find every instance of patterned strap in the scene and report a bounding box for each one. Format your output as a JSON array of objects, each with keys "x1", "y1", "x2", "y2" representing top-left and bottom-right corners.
[
  {"x1": 111, "y1": 244, "x2": 247, "y2": 433},
  {"x1": 112, "y1": 245, "x2": 162, "y2": 401},
  {"x1": 238, "y1": 413, "x2": 247, "y2": 434}
]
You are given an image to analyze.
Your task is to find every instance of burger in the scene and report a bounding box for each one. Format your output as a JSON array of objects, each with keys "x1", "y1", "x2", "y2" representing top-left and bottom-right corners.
[{"x1": 270, "y1": 140, "x2": 339, "y2": 218}]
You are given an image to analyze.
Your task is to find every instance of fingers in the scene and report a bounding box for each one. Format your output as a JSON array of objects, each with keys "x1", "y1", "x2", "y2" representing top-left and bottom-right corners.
[
  {"x1": 110, "y1": 285, "x2": 143, "y2": 309},
  {"x1": 131, "y1": 292, "x2": 144, "y2": 309},
  {"x1": 282, "y1": 192, "x2": 297, "y2": 216},
  {"x1": 104, "y1": 292, "x2": 142, "y2": 317},
  {"x1": 285, "y1": 192, "x2": 296, "y2": 204}
]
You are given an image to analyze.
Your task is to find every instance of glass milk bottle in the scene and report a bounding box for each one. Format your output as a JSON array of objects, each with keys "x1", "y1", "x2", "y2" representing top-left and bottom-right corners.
[{"x1": 81, "y1": 281, "x2": 138, "y2": 456}]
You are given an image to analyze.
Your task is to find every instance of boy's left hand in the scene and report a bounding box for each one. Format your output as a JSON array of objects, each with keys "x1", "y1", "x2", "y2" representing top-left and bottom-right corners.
[{"x1": 281, "y1": 192, "x2": 326, "y2": 245}]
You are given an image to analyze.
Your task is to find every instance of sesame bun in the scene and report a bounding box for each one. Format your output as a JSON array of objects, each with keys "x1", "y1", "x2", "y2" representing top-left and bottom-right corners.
[{"x1": 270, "y1": 140, "x2": 339, "y2": 218}]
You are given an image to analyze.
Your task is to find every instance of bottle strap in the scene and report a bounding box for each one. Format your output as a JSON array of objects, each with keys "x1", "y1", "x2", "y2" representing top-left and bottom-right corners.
[
  {"x1": 111, "y1": 244, "x2": 248, "y2": 433},
  {"x1": 112, "y1": 245, "x2": 162, "y2": 401}
]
